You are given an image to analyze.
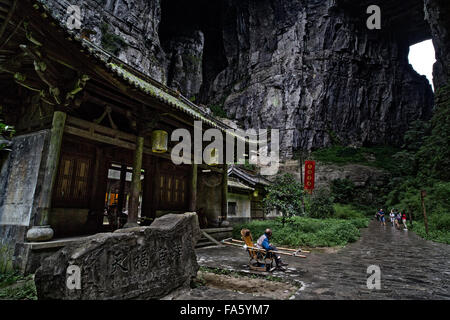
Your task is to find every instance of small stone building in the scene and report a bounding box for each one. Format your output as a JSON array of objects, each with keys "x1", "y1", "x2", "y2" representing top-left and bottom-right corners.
[{"x1": 226, "y1": 165, "x2": 279, "y2": 224}]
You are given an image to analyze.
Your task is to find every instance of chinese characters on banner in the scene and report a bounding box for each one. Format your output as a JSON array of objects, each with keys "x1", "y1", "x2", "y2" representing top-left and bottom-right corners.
[{"x1": 304, "y1": 160, "x2": 316, "y2": 194}]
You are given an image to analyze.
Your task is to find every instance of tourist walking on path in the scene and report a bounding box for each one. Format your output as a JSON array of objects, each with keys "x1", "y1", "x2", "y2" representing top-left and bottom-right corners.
[
  {"x1": 390, "y1": 209, "x2": 396, "y2": 226},
  {"x1": 401, "y1": 211, "x2": 408, "y2": 230},
  {"x1": 378, "y1": 209, "x2": 386, "y2": 226},
  {"x1": 394, "y1": 211, "x2": 402, "y2": 229}
]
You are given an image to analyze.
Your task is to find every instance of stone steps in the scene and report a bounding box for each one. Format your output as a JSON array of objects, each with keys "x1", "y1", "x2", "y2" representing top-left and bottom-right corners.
[
  {"x1": 195, "y1": 227, "x2": 233, "y2": 249},
  {"x1": 195, "y1": 237, "x2": 216, "y2": 248}
]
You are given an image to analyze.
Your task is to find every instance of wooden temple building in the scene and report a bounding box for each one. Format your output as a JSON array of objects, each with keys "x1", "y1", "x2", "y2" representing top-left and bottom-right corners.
[{"x1": 0, "y1": 0, "x2": 249, "y2": 272}]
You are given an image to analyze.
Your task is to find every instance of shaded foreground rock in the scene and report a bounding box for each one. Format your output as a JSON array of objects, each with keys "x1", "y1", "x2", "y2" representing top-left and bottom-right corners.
[{"x1": 34, "y1": 213, "x2": 201, "y2": 300}]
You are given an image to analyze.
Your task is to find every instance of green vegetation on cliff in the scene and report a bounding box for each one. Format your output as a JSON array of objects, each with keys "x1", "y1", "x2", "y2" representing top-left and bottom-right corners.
[
  {"x1": 100, "y1": 22, "x2": 127, "y2": 56},
  {"x1": 311, "y1": 145, "x2": 400, "y2": 171}
]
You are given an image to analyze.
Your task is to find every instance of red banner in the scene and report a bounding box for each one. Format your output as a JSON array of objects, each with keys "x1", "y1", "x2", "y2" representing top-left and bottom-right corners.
[{"x1": 304, "y1": 161, "x2": 316, "y2": 192}]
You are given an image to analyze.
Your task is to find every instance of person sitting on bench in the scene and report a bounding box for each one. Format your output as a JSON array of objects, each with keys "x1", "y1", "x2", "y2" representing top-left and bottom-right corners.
[{"x1": 256, "y1": 228, "x2": 288, "y2": 269}]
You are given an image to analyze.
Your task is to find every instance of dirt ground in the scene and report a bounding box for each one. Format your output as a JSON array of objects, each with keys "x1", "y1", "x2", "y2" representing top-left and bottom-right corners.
[{"x1": 197, "y1": 271, "x2": 299, "y2": 300}]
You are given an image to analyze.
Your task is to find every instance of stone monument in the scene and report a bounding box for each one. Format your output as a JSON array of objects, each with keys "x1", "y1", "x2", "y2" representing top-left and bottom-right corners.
[{"x1": 34, "y1": 212, "x2": 201, "y2": 299}]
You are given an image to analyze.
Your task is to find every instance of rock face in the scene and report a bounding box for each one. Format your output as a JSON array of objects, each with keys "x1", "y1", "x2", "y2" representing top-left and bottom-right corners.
[
  {"x1": 34, "y1": 213, "x2": 201, "y2": 300},
  {"x1": 162, "y1": 30, "x2": 205, "y2": 99},
  {"x1": 43, "y1": 0, "x2": 167, "y2": 82},
  {"x1": 45, "y1": 0, "x2": 450, "y2": 156},
  {"x1": 314, "y1": 164, "x2": 388, "y2": 189},
  {"x1": 205, "y1": 0, "x2": 434, "y2": 157},
  {"x1": 278, "y1": 160, "x2": 388, "y2": 189},
  {"x1": 424, "y1": 0, "x2": 450, "y2": 89}
]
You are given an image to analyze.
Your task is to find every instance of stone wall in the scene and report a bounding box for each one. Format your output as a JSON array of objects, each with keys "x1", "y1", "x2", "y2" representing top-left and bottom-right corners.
[
  {"x1": 34, "y1": 212, "x2": 201, "y2": 300},
  {"x1": 0, "y1": 130, "x2": 49, "y2": 272},
  {"x1": 0, "y1": 130, "x2": 49, "y2": 226},
  {"x1": 227, "y1": 192, "x2": 251, "y2": 221}
]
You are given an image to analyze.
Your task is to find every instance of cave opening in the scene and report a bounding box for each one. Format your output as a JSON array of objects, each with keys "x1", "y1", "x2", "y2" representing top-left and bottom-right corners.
[
  {"x1": 158, "y1": 0, "x2": 228, "y2": 103},
  {"x1": 408, "y1": 39, "x2": 436, "y2": 91}
]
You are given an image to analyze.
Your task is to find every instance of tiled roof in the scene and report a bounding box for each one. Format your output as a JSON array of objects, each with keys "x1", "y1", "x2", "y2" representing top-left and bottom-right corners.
[
  {"x1": 228, "y1": 165, "x2": 271, "y2": 187},
  {"x1": 32, "y1": 0, "x2": 256, "y2": 142},
  {"x1": 228, "y1": 177, "x2": 255, "y2": 191}
]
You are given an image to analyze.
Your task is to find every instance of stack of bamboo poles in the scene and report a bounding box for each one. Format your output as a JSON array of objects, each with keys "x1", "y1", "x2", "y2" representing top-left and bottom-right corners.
[{"x1": 221, "y1": 238, "x2": 310, "y2": 258}]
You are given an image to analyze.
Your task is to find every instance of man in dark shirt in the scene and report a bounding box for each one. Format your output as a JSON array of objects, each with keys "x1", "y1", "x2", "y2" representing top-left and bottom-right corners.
[{"x1": 378, "y1": 209, "x2": 386, "y2": 226}]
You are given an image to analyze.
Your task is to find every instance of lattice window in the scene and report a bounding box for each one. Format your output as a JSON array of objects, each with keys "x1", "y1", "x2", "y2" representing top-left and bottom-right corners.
[
  {"x1": 55, "y1": 157, "x2": 75, "y2": 201},
  {"x1": 53, "y1": 154, "x2": 92, "y2": 207},
  {"x1": 173, "y1": 178, "x2": 186, "y2": 205},
  {"x1": 158, "y1": 173, "x2": 188, "y2": 210}
]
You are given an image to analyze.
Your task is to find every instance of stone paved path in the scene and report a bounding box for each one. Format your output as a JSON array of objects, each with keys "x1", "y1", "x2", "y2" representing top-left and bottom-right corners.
[{"x1": 194, "y1": 221, "x2": 450, "y2": 300}]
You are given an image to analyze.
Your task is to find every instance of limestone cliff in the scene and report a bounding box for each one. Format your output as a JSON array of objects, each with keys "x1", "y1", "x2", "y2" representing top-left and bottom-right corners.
[{"x1": 44, "y1": 0, "x2": 450, "y2": 157}]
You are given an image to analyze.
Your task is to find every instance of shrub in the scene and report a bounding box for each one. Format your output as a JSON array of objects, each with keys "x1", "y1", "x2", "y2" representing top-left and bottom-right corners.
[
  {"x1": 209, "y1": 104, "x2": 227, "y2": 118},
  {"x1": 307, "y1": 188, "x2": 335, "y2": 219},
  {"x1": 0, "y1": 116, "x2": 14, "y2": 152},
  {"x1": 430, "y1": 213, "x2": 450, "y2": 231},
  {"x1": 0, "y1": 273, "x2": 36, "y2": 300},
  {"x1": 331, "y1": 179, "x2": 355, "y2": 204},
  {"x1": 334, "y1": 204, "x2": 365, "y2": 219},
  {"x1": 413, "y1": 221, "x2": 450, "y2": 244}
]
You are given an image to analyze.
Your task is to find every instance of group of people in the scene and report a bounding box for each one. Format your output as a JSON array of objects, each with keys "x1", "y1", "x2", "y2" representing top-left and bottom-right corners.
[{"x1": 376, "y1": 208, "x2": 408, "y2": 230}]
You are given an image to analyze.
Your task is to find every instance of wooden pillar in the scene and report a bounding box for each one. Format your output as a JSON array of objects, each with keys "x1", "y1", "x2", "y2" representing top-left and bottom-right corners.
[
  {"x1": 27, "y1": 111, "x2": 66, "y2": 241},
  {"x1": 189, "y1": 164, "x2": 198, "y2": 212},
  {"x1": 117, "y1": 164, "x2": 127, "y2": 213},
  {"x1": 89, "y1": 147, "x2": 103, "y2": 232},
  {"x1": 141, "y1": 157, "x2": 153, "y2": 223},
  {"x1": 151, "y1": 160, "x2": 159, "y2": 219},
  {"x1": 221, "y1": 164, "x2": 228, "y2": 220},
  {"x1": 125, "y1": 136, "x2": 144, "y2": 228},
  {"x1": 90, "y1": 147, "x2": 102, "y2": 209}
]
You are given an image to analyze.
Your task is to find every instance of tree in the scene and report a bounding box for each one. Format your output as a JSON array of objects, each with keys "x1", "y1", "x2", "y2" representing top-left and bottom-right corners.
[
  {"x1": 262, "y1": 173, "x2": 304, "y2": 226},
  {"x1": 0, "y1": 119, "x2": 14, "y2": 151},
  {"x1": 416, "y1": 84, "x2": 450, "y2": 181}
]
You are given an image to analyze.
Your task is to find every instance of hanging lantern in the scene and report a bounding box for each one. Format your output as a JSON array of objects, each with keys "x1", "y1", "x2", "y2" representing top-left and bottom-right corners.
[
  {"x1": 207, "y1": 148, "x2": 220, "y2": 166},
  {"x1": 253, "y1": 190, "x2": 259, "y2": 198},
  {"x1": 152, "y1": 130, "x2": 168, "y2": 153}
]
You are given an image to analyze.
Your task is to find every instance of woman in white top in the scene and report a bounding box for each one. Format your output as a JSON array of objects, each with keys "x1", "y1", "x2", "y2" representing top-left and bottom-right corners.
[{"x1": 389, "y1": 209, "x2": 396, "y2": 226}]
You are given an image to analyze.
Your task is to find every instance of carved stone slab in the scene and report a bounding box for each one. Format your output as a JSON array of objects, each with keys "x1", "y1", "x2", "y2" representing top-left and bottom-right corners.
[{"x1": 34, "y1": 212, "x2": 201, "y2": 299}]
